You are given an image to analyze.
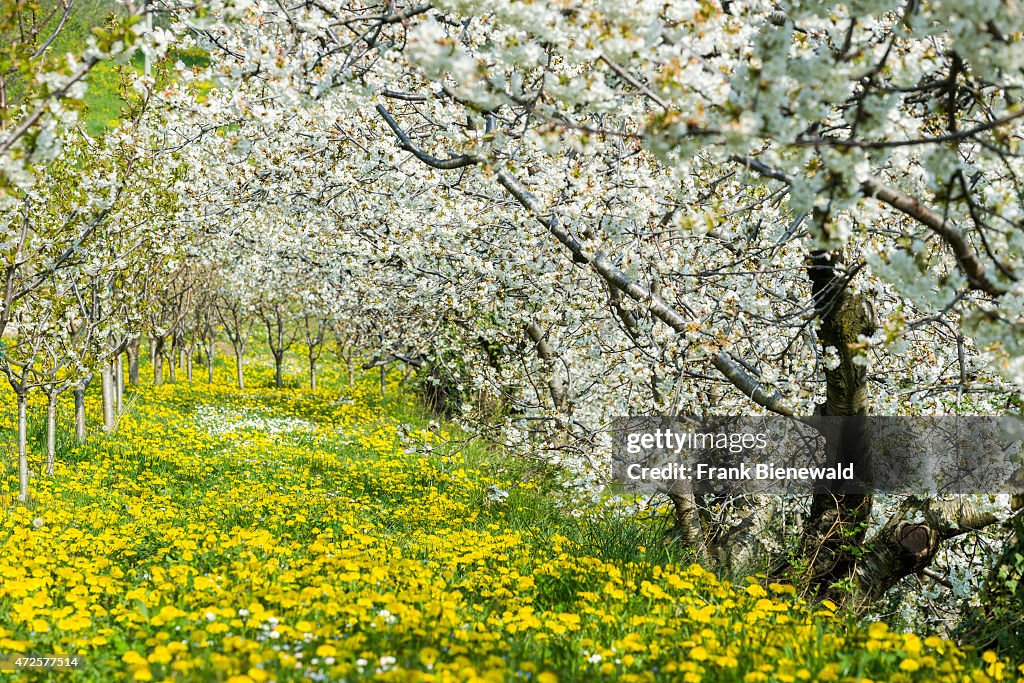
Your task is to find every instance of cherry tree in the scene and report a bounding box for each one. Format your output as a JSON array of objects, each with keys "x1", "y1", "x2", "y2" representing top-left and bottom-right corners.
[{"x1": 122, "y1": 0, "x2": 1024, "y2": 630}]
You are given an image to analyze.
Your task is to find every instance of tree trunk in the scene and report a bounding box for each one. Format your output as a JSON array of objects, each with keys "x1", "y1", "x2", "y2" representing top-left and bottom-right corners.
[
  {"x1": 74, "y1": 378, "x2": 88, "y2": 444},
  {"x1": 186, "y1": 350, "x2": 193, "y2": 382},
  {"x1": 789, "y1": 247, "x2": 877, "y2": 601},
  {"x1": 101, "y1": 363, "x2": 115, "y2": 433},
  {"x1": 206, "y1": 337, "x2": 215, "y2": 383},
  {"x1": 235, "y1": 348, "x2": 245, "y2": 390},
  {"x1": 380, "y1": 364, "x2": 386, "y2": 395},
  {"x1": 309, "y1": 357, "x2": 317, "y2": 392},
  {"x1": 167, "y1": 348, "x2": 176, "y2": 383},
  {"x1": 127, "y1": 338, "x2": 140, "y2": 385},
  {"x1": 274, "y1": 355, "x2": 283, "y2": 388},
  {"x1": 153, "y1": 340, "x2": 164, "y2": 386},
  {"x1": 525, "y1": 322, "x2": 567, "y2": 410},
  {"x1": 179, "y1": 348, "x2": 186, "y2": 377},
  {"x1": 17, "y1": 392, "x2": 28, "y2": 502},
  {"x1": 46, "y1": 392, "x2": 57, "y2": 476},
  {"x1": 115, "y1": 355, "x2": 124, "y2": 414}
]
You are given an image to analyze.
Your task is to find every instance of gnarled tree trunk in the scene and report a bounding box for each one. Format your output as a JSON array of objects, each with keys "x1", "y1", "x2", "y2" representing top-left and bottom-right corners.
[{"x1": 789, "y1": 248, "x2": 876, "y2": 601}]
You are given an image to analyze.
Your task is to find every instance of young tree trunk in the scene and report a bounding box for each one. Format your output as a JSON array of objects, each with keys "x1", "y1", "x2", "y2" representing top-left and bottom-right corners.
[
  {"x1": 101, "y1": 363, "x2": 116, "y2": 433},
  {"x1": 235, "y1": 347, "x2": 245, "y2": 390},
  {"x1": 274, "y1": 354, "x2": 283, "y2": 388},
  {"x1": 115, "y1": 356, "x2": 124, "y2": 414},
  {"x1": 127, "y1": 338, "x2": 141, "y2": 385},
  {"x1": 309, "y1": 356, "x2": 317, "y2": 392},
  {"x1": 206, "y1": 337, "x2": 215, "y2": 383},
  {"x1": 153, "y1": 340, "x2": 165, "y2": 386},
  {"x1": 179, "y1": 348, "x2": 187, "y2": 377},
  {"x1": 380, "y1": 364, "x2": 386, "y2": 395},
  {"x1": 186, "y1": 350, "x2": 193, "y2": 382},
  {"x1": 17, "y1": 391, "x2": 28, "y2": 502},
  {"x1": 348, "y1": 362, "x2": 355, "y2": 386},
  {"x1": 74, "y1": 377, "x2": 89, "y2": 444},
  {"x1": 167, "y1": 348, "x2": 177, "y2": 383},
  {"x1": 46, "y1": 392, "x2": 57, "y2": 476}
]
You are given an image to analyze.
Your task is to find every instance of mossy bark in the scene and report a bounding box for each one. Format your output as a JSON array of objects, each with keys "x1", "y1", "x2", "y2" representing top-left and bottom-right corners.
[{"x1": 794, "y1": 249, "x2": 877, "y2": 600}]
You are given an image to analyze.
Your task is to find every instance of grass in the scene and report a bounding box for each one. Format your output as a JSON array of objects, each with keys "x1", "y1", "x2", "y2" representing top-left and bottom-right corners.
[{"x1": 81, "y1": 59, "x2": 138, "y2": 136}]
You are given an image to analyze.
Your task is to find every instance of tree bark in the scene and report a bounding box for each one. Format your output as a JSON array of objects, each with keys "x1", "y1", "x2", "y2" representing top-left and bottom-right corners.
[
  {"x1": 525, "y1": 322, "x2": 567, "y2": 411},
  {"x1": 17, "y1": 391, "x2": 28, "y2": 502},
  {"x1": 274, "y1": 354, "x2": 283, "y2": 388},
  {"x1": 153, "y1": 338, "x2": 165, "y2": 386},
  {"x1": 74, "y1": 376, "x2": 89, "y2": 444},
  {"x1": 380, "y1": 364, "x2": 386, "y2": 395},
  {"x1": 206, "y1": 337, "x2": 215, "y2": 383},
  {"x1": 101, "y1": 362, "x2": 115, "y2": 432},
  {"x1": 167, "y1": 348, "x2": 176, "y2": 383},
  {"x1": 791, "y1": 247, "x2": 877, "y2": 601},
  {"x1": 127, "y1": 337, "x2": 140, "y2": 385},
  {"x1": 235, "y1": 347, "x2": 245, "y2": 390},
  {"x1": 115, "y1": 355, "x2": 123, "y2": 414},
  {"x1": 46, "y1": 392, "x2": 57, "y2": 476},
  {"x1": 309, "y1": 357, "x2": 317, "y2": 392},
  {"x1": 186, "y1": 350, "x2": 193, "y2": 382}
]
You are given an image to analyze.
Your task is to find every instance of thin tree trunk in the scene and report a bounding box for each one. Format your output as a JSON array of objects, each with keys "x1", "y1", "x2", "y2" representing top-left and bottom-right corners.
[
  {"x1": 75, "y1": 379, "x2": 88, "y2": 444},
  {"x1": 115, "y1": 356, "x2": 124, "y2": 414},
  {"x1": 275, "y1": 355, "x2": 283, "y2": 388},
  {"x1": 309, "y1": 357, "x2": 317, "y2": 392},
  {"x1": 179, "y1": 348, "x2": 186, "y2": 376},
  {"x1": 186, "y1": 351, "x2": 193, "y2": 382},
  {"x1": 235, "y1": 348, "x2": 245, "y2": 390},
  {"x1": 167, "y1": 349, "x2": 176, "y2": 383},
  {"x1": 207, "y1": 338, "x2": 215, "y2": 383},
  {"x1": 17, "y1": 392, "x2": 28, "y2": 502},
  {"x1": 525, "y1": 322, "x2": 567, "y2": 411},
  {"x1": 380, "y1": 364, "x2": 386, "y2": 395},
  {"x1": 101, "y1": 363, "x2": 115, "y2": 432},
  {"x1": 46, "y1": 392, "x2": 57, "y2": 476},
  {"x1": 153, "y1": 341, "x2": 164, "y2": 386}
]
